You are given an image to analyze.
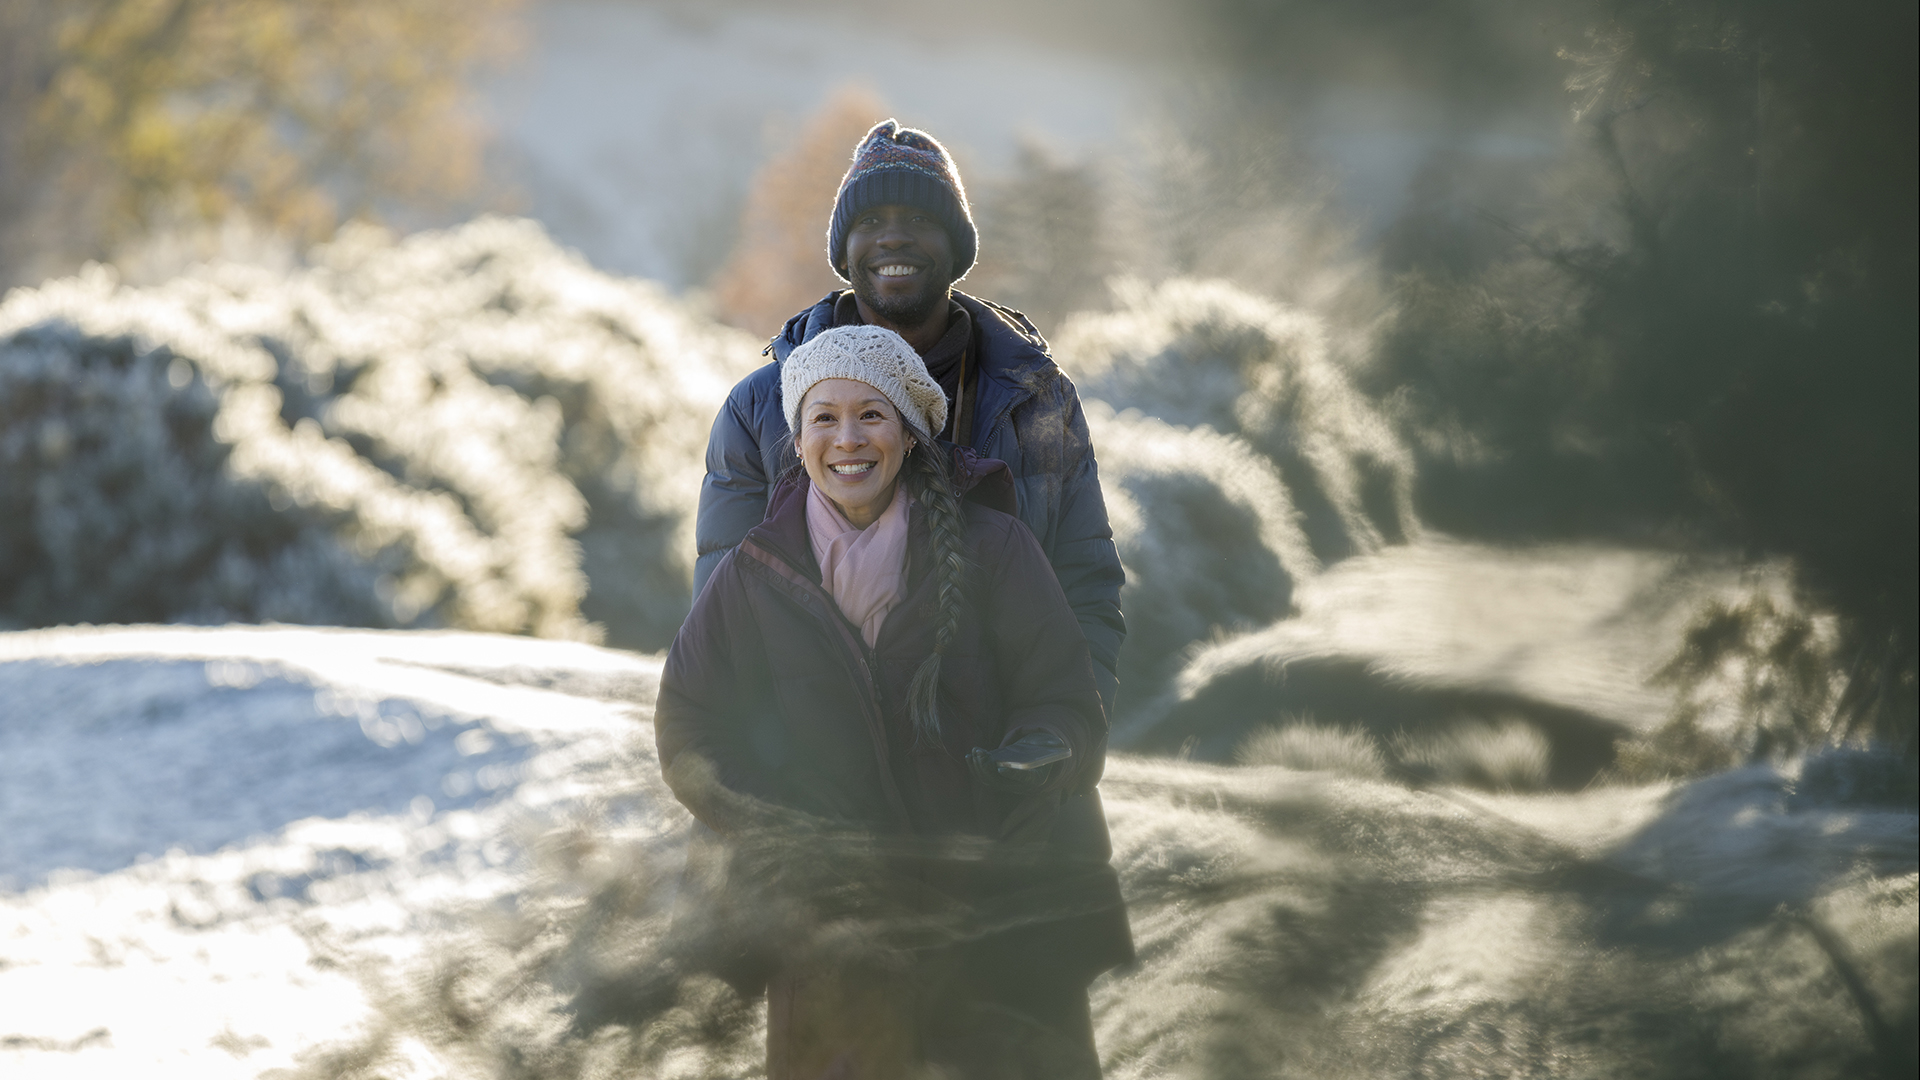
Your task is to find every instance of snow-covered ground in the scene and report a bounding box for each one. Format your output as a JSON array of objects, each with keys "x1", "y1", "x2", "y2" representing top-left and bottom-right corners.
[
  {"x1": 1114, "y1": 535, "x2": 1822, "y2": 782},
  {"x1": 3, "y1": 624, "x2": 1913, "y2": 1078},
  {"x1": 0, "y1": 625, "x2": 667, "y2": 1079}
]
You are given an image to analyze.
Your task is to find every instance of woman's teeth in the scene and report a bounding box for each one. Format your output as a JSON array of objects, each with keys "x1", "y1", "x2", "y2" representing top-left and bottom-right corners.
[{"x1": 831, "y1": 462, "x2": 875, "y2": 475}]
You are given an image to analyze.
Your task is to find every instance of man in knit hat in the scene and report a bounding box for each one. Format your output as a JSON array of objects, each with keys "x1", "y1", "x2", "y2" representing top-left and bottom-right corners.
[{"x1": 694, "y1": 119, "x2": 1126, "y2": 711}]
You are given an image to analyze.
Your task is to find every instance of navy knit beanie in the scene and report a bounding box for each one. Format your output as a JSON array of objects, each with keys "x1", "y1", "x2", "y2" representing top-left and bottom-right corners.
[{"x1": 827, "y1": 119, "x2": 977, "y2": 281}]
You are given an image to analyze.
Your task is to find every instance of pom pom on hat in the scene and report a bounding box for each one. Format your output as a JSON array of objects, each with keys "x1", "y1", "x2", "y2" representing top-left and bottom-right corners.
[
  {"x1": 783, "y1": 325, "x2": 949, "y2": 439},
  {"x1": 827, "y1": 119, "x2": 977, "y2": 281}
]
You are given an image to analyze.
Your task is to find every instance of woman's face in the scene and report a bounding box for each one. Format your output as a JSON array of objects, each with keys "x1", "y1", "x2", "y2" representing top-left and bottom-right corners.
[{"x1": 794, "y1": 378, "x2": 916, "y2": 529}]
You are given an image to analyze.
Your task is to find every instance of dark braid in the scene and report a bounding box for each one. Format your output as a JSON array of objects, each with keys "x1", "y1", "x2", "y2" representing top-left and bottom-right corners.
[{"x1": 901, "y1": 424, "x2": 971, "y2": 749}]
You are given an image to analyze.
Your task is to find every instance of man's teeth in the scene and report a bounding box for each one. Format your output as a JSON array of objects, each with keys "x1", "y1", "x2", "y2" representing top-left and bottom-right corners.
[
  {"x1": 876, "y1": 265, "x2": 919, "y2": 277},
  {"x1": 831, "y1": 462, "x2": 875, "y2": 475}
]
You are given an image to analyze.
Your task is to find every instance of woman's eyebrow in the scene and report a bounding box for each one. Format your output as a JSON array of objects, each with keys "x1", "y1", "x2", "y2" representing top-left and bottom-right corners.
[{"x1": 808, "y1": 397, "x2": 890, "y2": 411}]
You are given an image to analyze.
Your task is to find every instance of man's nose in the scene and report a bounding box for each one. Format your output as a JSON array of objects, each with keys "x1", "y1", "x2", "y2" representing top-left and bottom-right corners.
[{"x1": 875, "y1": 219, "x2": 914, "y2": 247}]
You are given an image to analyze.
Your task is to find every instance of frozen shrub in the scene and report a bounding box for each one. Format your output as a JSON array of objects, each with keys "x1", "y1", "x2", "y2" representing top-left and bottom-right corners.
[
  {"x1": 1391, "y1": 719, "x2": 1553, "y2": 792},
  {"x1": 0, "y1": 320, "x2": 390, "y2": 629},
  {"x1": 1236, "y1": 713, "x2": 1553, "y2": 792},
  {"x1": 1235, "y1": 720, "x2": 1386, "y2": 779},
  {"x1": 1058, "y1": 277, "x2": 1418, "y2": 562},
  {"x1": 0, "y1": 217, "x2": 762, "y2": 645},
  {"x1": 1087, "y1": 402, "x2": 1316, "y2": 712},
  {"x1": 296, "y1": 218, "x2": 761, "y2": 645}
]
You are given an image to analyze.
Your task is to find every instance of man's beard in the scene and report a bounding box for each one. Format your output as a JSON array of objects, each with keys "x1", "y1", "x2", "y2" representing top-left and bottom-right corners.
[{"x1": 848, "y1": 264, "x2": 951, "y2": 327}]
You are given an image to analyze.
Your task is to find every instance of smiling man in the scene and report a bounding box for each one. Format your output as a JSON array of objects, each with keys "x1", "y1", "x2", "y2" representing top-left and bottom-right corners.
[{"x1": 693, "y1": 119, "x2": 1125, "y2": 712}]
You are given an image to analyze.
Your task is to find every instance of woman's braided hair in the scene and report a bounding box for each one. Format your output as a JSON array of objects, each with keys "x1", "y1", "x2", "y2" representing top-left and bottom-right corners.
[{"x1": 898, "y1": 421, "x2": 972, "y2": 750}]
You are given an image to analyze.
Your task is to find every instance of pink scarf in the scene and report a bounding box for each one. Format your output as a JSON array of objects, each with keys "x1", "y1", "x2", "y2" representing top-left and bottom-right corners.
[{"x1": 807, "y1": 480, "x2": 912, "y2": 648}]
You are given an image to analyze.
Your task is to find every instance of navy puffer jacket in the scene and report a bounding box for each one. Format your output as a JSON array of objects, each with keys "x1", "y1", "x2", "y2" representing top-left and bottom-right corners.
[{"x1": 694, "y1": 291, "x2": 1126, "y2": 701}]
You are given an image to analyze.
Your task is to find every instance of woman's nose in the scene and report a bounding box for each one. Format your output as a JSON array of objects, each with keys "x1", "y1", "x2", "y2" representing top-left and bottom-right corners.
[{"x1": 832, "y1": 420, "x2": 866, "y2": 447}]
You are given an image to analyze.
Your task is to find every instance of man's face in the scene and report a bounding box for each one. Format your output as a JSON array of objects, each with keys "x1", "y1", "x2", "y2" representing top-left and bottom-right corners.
[{"x1": 841, "y1": 203, "x2": 955, "y2": 327}]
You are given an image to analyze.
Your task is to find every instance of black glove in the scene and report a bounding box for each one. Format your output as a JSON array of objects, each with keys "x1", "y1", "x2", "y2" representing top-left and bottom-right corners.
[{"x1": 968, "y1": 730, "x2": 1071, "y2": 793}]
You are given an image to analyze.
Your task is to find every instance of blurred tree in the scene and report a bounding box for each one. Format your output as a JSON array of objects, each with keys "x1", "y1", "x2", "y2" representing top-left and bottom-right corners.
[
  {"x1": 708, "y1": 84, "x2": 888, "y2": 338},
  {"x1": 1361, "y1": 0, "x2": 1918, "y2": 752},
  {"x1": 967, "y1": 142, "x2": 1110, "y2": 335},
  {"x1": 0, "y1": 0, "x2": 518, "y2": 287}
]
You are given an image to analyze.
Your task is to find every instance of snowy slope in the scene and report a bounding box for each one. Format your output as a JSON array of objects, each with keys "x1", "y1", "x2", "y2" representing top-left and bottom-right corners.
[
  {"x1": 0, "y1": 625, "x2": 668, "y2": 1079},
  {"x1": 2, "y1": 625, "x2": 1912, "y2": 1079}
]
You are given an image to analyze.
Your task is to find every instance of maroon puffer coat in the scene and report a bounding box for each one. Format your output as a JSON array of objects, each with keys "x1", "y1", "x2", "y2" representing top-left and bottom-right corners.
[{"x1": 656, "y1": 453, "x2": 1132, "y2": 989}]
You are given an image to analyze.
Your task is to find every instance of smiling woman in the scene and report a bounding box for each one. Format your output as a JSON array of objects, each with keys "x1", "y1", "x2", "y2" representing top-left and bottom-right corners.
[
  {"x1": 657, "y1": 325, "x2": 1130, "y2": 1079},
  {"x1": 795, "y1": 377, "x2": 917, "y2": 529}
]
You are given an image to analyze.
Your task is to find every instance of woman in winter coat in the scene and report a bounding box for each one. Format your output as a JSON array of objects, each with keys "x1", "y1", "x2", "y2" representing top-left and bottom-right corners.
[{"x1": 655, "y1": 325, "x2": 1131, "y2": 1080}]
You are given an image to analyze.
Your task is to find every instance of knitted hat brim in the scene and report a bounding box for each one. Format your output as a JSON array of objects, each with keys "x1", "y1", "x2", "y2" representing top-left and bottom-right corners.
[
  {"x1": 829, "y1": 170, "x2": 978, "y2": 282},
  {"x1": 827, "y1": 120, "x2": 978, "y2": 283},
  {"x1": 782, "y1": 325, "x2": 949, "y2": 443}
]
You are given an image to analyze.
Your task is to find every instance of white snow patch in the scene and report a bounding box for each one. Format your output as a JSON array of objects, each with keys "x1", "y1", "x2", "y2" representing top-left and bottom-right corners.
[{"x1": 0, "y1": 624, "x2": 672, "y2": 1078}]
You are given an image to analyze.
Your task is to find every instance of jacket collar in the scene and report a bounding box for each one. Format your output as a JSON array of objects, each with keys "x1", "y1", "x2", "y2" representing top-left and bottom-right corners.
[
  {"x1": 744, "y1": 470, "x2": 822, "y2": 584},
  {"x1": 769, "y1": 293, "x2": 839, "y2": 363}
]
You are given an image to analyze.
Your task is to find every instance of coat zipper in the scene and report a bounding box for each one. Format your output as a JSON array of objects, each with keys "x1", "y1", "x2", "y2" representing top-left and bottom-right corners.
[
  {"x1": 975, "y1": 393, "x2": 1023, "y2": 457},
  {"x1": 972, "y1": 368, "x2": 1032, "y2": 455},
  {"x1": 737, "y1": 537, "x2": 913, "y2": 829}
]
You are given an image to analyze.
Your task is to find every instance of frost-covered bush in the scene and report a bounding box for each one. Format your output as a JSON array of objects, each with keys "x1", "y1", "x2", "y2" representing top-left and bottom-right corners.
[
  {"x1": 1059, "y1": 277, "x2": 1418, "y2": 563},
  {"x1": 0, "y1": 321, "x2": 389, "y2": 629},
  {"x1": 1088, "y1": 402, "x2": 1315, "y2": 711},
  {"x1": 0, "y1": 217, "x2": 761, "y2": 645},
  {"x1": 1235, "y1": 721, "x2": 1386, "y2": 778},
  {"x1": 1391, "y1": 718, "x2": 1553, "y2": 792}
]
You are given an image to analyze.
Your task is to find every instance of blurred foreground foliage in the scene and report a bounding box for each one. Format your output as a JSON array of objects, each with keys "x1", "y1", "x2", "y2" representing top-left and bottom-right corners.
[
  {"x1": 0, "y1": 0, "x2": 518, "y2": 287},
  {"x1": 266, "y1": 748, "x2": 1918, "y2": 1080}
]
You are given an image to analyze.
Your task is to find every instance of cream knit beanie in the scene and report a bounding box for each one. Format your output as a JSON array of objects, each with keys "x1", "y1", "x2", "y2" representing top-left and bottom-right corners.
[{"x1": 782, "y1": 325, "x2": 949, "y2": 439}]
